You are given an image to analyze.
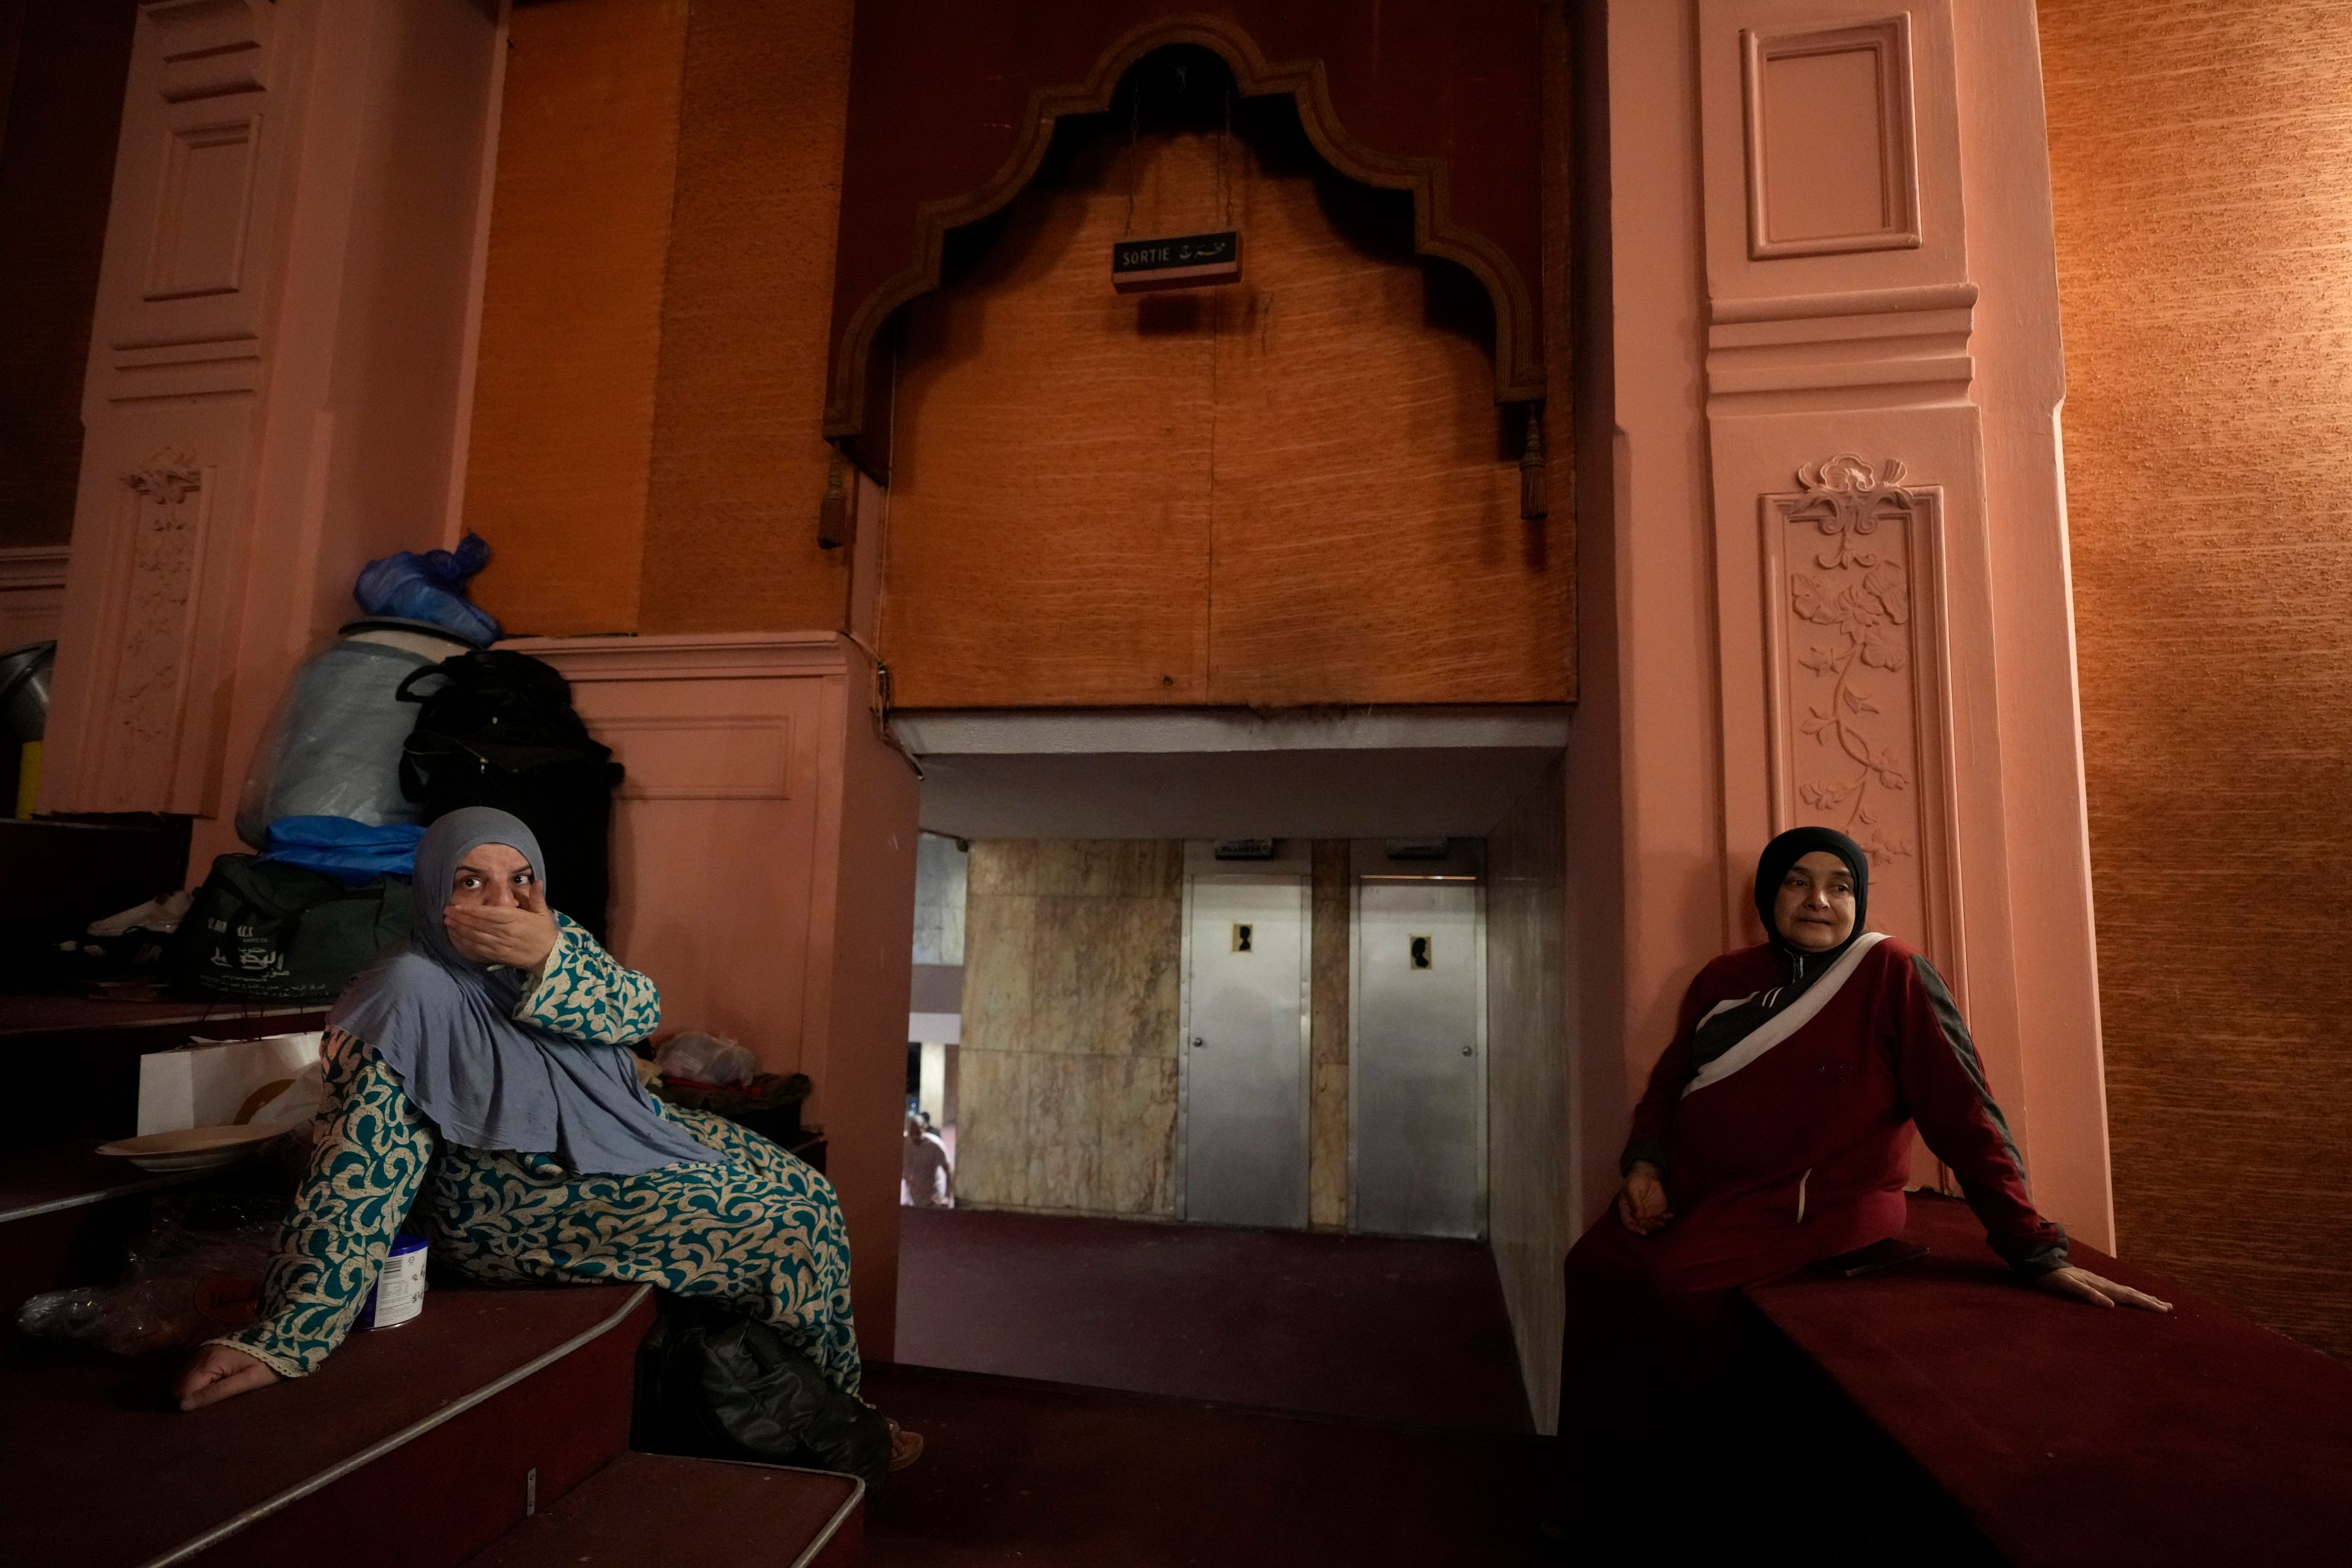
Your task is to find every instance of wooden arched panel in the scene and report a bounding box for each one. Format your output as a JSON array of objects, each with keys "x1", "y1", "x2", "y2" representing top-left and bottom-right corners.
[
  {"x1": 875, "y1": 99, "x2": 1566, "y2": 709},
  {"x1": 824, "y1": 2, "x2": 1546, "y2": 479}
]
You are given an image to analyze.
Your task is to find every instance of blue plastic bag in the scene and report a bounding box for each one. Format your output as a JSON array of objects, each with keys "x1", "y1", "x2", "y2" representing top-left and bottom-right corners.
[
  {"x1": 261, "y1": 816, "x2": 425, "y2": 886},
  {"x1": 353, "y1": 532, "x2": 500, "y2": 647}
]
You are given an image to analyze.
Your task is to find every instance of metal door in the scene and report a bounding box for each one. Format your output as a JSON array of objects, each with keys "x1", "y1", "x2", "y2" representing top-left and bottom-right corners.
[
  {"x1": 1352, "y1": 878, "x2": 1485, "y2": 1238},
  {"x1": 1182, "y1": 872, "x2": 1310, "y2": 1229}
]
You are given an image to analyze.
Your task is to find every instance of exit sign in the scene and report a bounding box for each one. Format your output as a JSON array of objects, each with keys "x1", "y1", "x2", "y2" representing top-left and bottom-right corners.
[{"x1": 1111, "y1": 230, "x2": 1241, "y2": 292}]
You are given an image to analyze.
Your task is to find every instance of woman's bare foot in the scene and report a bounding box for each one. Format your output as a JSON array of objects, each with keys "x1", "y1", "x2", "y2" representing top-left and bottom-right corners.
[{"x1": 885, "y1": 1416, "x2": 924, "y2": 1471}]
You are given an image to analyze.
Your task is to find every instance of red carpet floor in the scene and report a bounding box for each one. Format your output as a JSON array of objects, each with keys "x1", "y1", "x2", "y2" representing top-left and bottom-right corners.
[
  {"x1": 861, "y1": 1363, "x2": 1553, "y2": 1567},
  {"x1": 894, "y1": 1205, "x2": 1534, "y2": 1433}
]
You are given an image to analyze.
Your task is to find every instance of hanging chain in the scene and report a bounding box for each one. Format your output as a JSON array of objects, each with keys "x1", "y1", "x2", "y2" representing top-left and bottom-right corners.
[
  {"x1": 1123, "y1": 77, "x2": 1141, "y2": 238},
  {"x1": 1220, "y1": 83, "x2": 1235, "y2": 228}
]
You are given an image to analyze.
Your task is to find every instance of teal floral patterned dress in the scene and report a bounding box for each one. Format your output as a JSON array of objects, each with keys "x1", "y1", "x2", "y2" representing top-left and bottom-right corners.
[{"x1": 208, "y1": 916, "x2": 861, "y2": 1393}]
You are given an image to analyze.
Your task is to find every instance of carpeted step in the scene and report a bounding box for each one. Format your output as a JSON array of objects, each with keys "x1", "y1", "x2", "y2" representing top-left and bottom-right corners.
[
  {"x1": 459, "y1": 1452, "x2": 863, "y2": 1568},
  {"x1": 0, "y1": 1136, "x2": 211, "y2": 1310},
  {"x1": 0, "y1": 1280, "x2": 657, "y2": 1568},
  {"x1": 0, "y1": 998, "x2": 329, "y2": 1155}
]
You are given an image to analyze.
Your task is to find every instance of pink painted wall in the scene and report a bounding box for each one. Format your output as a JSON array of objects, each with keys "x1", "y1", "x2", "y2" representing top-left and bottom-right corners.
[
  {"x1": 1567, "y1": 0, "x2": 1728, "y2": 1241},
  {"x1": 40, "y1": 0, "x2": 505, "y2": 880},
  {"x1": 1580, "y1": 0, "x2": 2112, "y2": 1249},
  {"x1": 1949, "y1": 0, "x2": 2112, "y2": 1245}
]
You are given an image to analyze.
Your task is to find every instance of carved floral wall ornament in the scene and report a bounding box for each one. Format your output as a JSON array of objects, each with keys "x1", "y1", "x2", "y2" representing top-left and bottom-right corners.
[
  {"x1": 121, "y1": 448, "x2": 205, "y2": 505},
  {"x1": 1781, "y1": 454, "x2": 1923, "y2": 864},
  {"x1": 108, "y1": 448, "x2": 209, "y2": 760}
]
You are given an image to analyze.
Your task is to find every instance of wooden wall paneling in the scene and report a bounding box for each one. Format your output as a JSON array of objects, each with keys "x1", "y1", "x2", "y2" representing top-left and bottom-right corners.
[
  {"x1": 1202, "y1": 123, "x2": 1562, "y2": 705},
  {"x1": 2041, "y1": 0, "x2": 2352, "y2": 1361},
  {"x1": 462, "y1": 0, "x2": 688, "y2": 637},
  {"x1": 880, "y1": 93, "x2": 1563, "y2": 709},
  {"x1": 878, "y1": 127, "x2": 1216, "y2": 709},
  {"x1": 822, "y1": 0, "x2": 1547, "y2": 477},
  {"x1": 0, "y1": 0, "x2": 138, "y2": 551},
  {"x1": 637, "y1": 0, "x2": 856, "y2": 636}
]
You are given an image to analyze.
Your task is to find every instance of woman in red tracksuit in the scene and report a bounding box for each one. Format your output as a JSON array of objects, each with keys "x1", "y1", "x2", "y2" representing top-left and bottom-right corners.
[
  {"x1": 1553, "y1": 827, "x2": 2165, "y2": 1551},
  {"x1": 1574, "y1": 823, "x2": 2165, "y2": 1306}
]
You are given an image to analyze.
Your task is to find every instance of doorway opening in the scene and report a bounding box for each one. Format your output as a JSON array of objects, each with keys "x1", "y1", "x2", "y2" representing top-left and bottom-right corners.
[{"x1": 886, "y1": 710, "x2": 1569, "y2": 1435}]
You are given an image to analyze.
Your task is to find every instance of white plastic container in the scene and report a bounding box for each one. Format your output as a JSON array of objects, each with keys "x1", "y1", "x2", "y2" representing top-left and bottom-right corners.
[{"x1": 361, "y1": 1232, "x2": 429, "y2": 1329}]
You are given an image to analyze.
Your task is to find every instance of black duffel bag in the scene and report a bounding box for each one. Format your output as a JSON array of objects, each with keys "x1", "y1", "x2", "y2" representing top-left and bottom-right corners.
[
  {"x1": 633, "y1": 1297, "x2": 892, "y2": 1488},
  {"x1": 169, "y1": 854, "x2": 415, "y2": 1001},
  {"x1": 394, "y1": 650, "x2": 624, "y2": 942}
]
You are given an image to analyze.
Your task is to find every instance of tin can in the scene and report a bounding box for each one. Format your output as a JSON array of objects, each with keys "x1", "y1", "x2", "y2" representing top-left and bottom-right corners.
[{"x1": 361, "y1": 1232, "x2": 429, "y2": 1329}]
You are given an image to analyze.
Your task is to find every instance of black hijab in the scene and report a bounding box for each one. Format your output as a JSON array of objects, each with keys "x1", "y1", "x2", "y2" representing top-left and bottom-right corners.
[{"x1": 1689, "y1": 826, "x2": 1872, "y2": 1068}]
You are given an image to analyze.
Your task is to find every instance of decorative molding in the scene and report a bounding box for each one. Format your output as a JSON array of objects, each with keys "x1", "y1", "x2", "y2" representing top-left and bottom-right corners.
[
  {"x1": 1704, "y1": 281, "x2": 1977, "y2": 405},
  {"x1": 0, "y1": 546, "x2": 70, "y2": 592},
  {"x1": 105, "y1": 337, "x2": 265, "y2": 401},
  {"x1": 1741, "y1": 16, "x2": 1920, "y2": 260},
  {"x1": 1770, "y1": 456, "x2": 1921, "y2": 862},
  {"x1": 94, "y1": 448, "x2": 213, "y2": 800},
  {"x1": 1706, "y1": 302, "x2": 1972, "y2": 410},
  {"x1": 1710, "y1": 279, "x2": 1976, "y2": 326},
  {"x1": 597, "y1": 715, "x2": 797, "y2": 801},
  {"x1": 1760, "y1": 453, "x2": 1958, "y2": 956},
  {"x1": 823, "y1": 12, "x2": 1544, "y2": 460},
  {"x1": 146, "y1": 0, "x2": 273, "y2": 104},
  {"x1": 143, "y1": 110, "x2": 262, "y2": 301},
  {"x1": 121, "y1": 447, "x2": 205, "y2": 505},
  {"x1": 0, "y1": 546, "x2": 69, "y2": 650},
  {"x1": 502, "y1": 631, "x2": 854, "y2": 684}
]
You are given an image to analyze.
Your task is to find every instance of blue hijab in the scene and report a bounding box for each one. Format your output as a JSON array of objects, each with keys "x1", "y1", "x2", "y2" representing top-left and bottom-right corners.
[{"x1": 328, "y1": 807, "x2": 719, "y2": 1175}]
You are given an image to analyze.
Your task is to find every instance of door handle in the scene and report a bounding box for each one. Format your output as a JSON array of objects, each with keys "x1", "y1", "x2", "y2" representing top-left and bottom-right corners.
[
  {"x1": 1461, "y1": 1046, "x2": 1473, "y2": 1057},
  {"x1": 1191, "y1": 1037, "x2": 1205, "y2": 1049}
]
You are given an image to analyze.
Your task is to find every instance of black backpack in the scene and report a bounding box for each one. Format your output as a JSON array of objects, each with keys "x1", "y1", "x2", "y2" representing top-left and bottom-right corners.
[
  {"x1": 394, "y1": 651, "x2": 624, "y2": 941},
  {"x1": 170, "y1": 855, "x2": 416, "y2": 1001}
]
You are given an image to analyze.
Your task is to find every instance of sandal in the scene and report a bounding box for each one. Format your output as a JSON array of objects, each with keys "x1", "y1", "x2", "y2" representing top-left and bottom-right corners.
[{"x1": 885, "y1": 1415, "x2": 924, "y2": 1471}]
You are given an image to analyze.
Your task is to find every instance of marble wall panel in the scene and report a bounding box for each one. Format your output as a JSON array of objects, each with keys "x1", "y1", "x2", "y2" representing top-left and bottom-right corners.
[
  {"x1": 950, "y1": 1036, "x2": 1031, "y2": 1209},
  {"x1": 911, "y1": 832, "x2": 968, "y2": 966},
  {"x1": 968, "y1": 839, "x2": 1184, "y2": 900},
  {"x1": 960, "y1": 886, "x2": 1037, "y2": 1053},
  {"x1": 957, "y1": 840, "x2": 1185, "y2": 1217}
]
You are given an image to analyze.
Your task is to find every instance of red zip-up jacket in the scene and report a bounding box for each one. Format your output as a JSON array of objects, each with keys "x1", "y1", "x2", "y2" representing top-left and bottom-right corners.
[{"x1": 1621, "y1": 935, "x2": 2068, "y2": 1280}]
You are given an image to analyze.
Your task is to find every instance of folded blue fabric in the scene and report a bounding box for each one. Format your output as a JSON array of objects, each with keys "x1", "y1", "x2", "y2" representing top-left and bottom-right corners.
[
  {"x1": 262, "y1": 815, "x2": 425, "y2": 886},
  {"x1": 353, "y1": 531, "x2": 500, "y2": 647}
]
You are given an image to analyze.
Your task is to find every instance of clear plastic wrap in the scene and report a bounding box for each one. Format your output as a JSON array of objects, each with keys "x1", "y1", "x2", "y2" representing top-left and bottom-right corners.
[
  {"x1": 655, "y1": 1031, "x2": 760, "y2": 1088},
  {"x1": 13, "y1": 1192, "x2": 288, "y2": 1357},
  {"x1": 234, "y1": 639, "x2": 439, "y2": 848}
]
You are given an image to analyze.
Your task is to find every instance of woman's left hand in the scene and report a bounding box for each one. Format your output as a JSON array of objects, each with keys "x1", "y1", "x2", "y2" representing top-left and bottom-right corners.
[
  {"x1": 443, "y1": 886, "x2": 559, "y2": 971},
  {"x1": 2034, "y1": 1265, "x2": 2171, "y2": 1312}
]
